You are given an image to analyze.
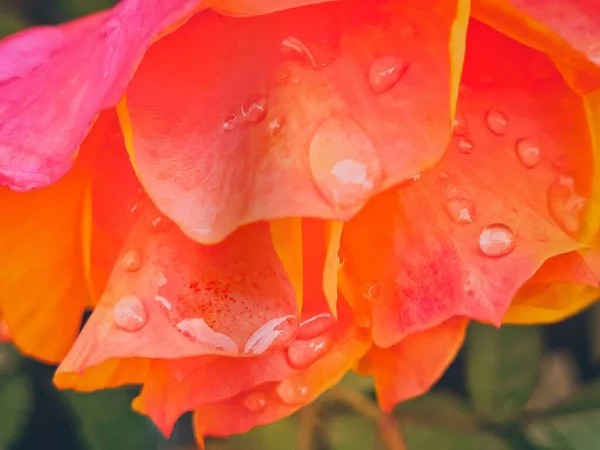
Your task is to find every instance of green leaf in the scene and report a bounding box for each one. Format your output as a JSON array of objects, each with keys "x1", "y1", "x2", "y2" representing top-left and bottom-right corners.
[
  {"x1": 524, "y1": 411, "x2": 600, "y2": 449},
  {"x1": 327, "y1": 415, "x2": 385, "y2": 450},
  {"x1": 0, "y1": 375, "x2": 32, "y2": 447},
  {"x1": 552, "y1": 379, "x2": 600, "y2": 414},
  {"x1": 59, "y1": 0, "x2": 117, "y2": 19},
  {"x1": 402, "y1": 425, "x2": 512, "y2": 450},
  {"x1": 466, "y1": 323, "x2": 542, "y2": 422},
  {"x1": 394, "y1": 390, "x2": 477, "y2": 428},
  {"x1": 0, "y1": 12, "x2": 29, "y2": 39},
  {"x1": 63, "y1": 387, "x2": 165, "y2": 450},
  {"x1": 209, "y1": 416, "x2": 299, "y2": 450}
]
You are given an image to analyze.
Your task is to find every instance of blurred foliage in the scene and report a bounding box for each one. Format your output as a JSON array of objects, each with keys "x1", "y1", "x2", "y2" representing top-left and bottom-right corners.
[{"x1": 2, "y1": 1, "x2": 600, "y2": 449}]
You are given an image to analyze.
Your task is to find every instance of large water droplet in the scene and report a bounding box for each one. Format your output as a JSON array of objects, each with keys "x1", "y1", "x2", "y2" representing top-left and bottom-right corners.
[
  {"x1": 223, "y1": 114, "x2": 239, "y2": 131},
  {"x1": 368, "y1": 56, "x2": 409, "y2": 94},
  {"x1": 445, "y1": 198, "x2": 475, "y2": 224},
  {"x1": 309, "y1": 116, "x2": 383, "y2": 209},
  {"x1": 297, "y1": 313, "x2": 336, "y2": 340},
  {"x1": 363, "y1": 284, "x2": 380, "y2": 301},
  {"x1": 547, "y1": 176, "x2": 586, "y2": 236},
  {"x1": 286, "y1": 334, "x2": 333, "y2": 370},
  {"x1": 515, "y1": 138, "x2": 541, "y2": 168},
  {"x1": 243, "y1": 391, "x2": 267, "y2": 413},
  {"x1": 281, "y1": 36, "x2": 317, "y2": 67},
  {"x1": 241, "y1": 95, "x2": 267, "y2": 123},
  {"x1": 453, "y1": 113, "x2": 469, "y2": 136},
  {"x1": 479, "y1": 224, "x2": 516, "y2": 257},
  {"x1": 485, "y1": 109, "x2": 508, "y2": 135},
  {"x1": 175, "y1": 318, "x2": 239, "y2": 353},
  {"x1": 457, "y1": 138, "x2": 474, "y2": 154},
  {"x1": 113, "y1": 295, "x2": 148, "y2": 332},
  {"x1": 121, "y1": 249, "x2": 142, "y2": 272},
  {"x1": 276, "y1": 374, "x2": 310, "y2": 405},
  {"x1": 244, "y1": 315, "x2": 297, "y2": 355}
]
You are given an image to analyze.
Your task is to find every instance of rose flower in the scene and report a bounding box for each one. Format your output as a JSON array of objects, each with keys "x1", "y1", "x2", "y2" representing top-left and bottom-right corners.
[{"x1": 0, "y1": 0, "x2": 599, "y2": 446}]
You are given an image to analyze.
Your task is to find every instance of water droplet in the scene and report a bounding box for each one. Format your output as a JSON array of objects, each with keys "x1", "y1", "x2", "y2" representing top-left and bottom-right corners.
[
  {"x1": 368, "y1": 56, "x2": 409, "y2": 94},
  {"x1": 276, "y1": 374, "x2": 310, "y2": 405},
  {"x1": 547, "y1": 176, "x2": 586, "y2": 236},
  {"x1": 244, "y1": 315, "x2": 298, "y2": 355},
  {"x1": 457, "y1": 138, "x2": 474, "y2": 154},
  {"x1": 363, "y1": 284, "x2": 380, "y2": 301},
  {"x1": 297, "y1": 313, "x2": 336, "y2": 340},
  {"x1": 445, "y1": 198, "x2": 475, "y2": 224},
  {"x1": 438, "y1": 172, "x2": 449, "y2": 180},
  {"x1": 241, "y1": 95, "x2": 267, "y2": 123},
  {"x1": 286, "y1": 334, "x2": 332, "y2": 370},
  {"x1": 336, "y1": 250, "x2": 345, "y2": 269},
  {"x1": 147, "y1": 213, "x2": 173, "y2": 232},
  {"x1": 281, "y1": 36, "x2": 317, "y2": 67},
  {"x1": 453, "y1": 113, "x2": 469, "y2": 136},
  {"x1": 157, "y1": 273, "x2": 168, "y2": 287},
  {"x1": 155, "y1": 295, "x2": 172, "y2": 312},
  {"x1": 113, "y1": 295, "x2": 148, "y2": 332},
  {"x1": 515, "y1": 138, "x2": 541, "y2": 169},
  {"x1": 309, "y1": 116, "x2": 383, "y2": 209},
  {"x1": 121, "y1": 249, "x2": 142, "y2": 272},
  {"x1": 411, "y1": 173, "x2": 421, "y2": 182},
  {"x1": 175, "y1": 318, "x2": 239, "y2": 353},
  {"x1": 485, "y1": 109, "x2": 508, "y2": 135},
  {"x1": 268, "y1": 117, "x2": 285, "y2": 137},
  {"x1": 244, "y1": 391, "x2": 267, "y2": 413},
  {"x1": 223, "y1": 114, "x2": 239, "y2": 131},
  {"x1": 479, "y1": 224, "x2": 516, "y2": 257}
]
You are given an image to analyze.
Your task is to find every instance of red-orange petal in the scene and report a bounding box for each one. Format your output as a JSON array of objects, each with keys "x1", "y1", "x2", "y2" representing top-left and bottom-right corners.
[
  {"x1": 339, "y1": 19, "x2": 593, "y2": 348},
  {"x1": 0, "y1": 0, "x2": 209, "y2": 192},
  {"x1": 122, "y1": 0, "x2": 466, "y2": 243},
  {"x1": 359, "y1": 317, "x2": 468, "y2": 411}
]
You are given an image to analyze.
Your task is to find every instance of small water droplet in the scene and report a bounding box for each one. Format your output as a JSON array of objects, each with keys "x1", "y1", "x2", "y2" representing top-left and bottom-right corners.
[
  {"x1": 223, "y1": 114, "x2": 239, "y2": 131},
  {"x1": 309, "y1": 116, "x2": 383, "y2": 209},
  {"x1": 157, "y1": 273, "x2": 168, "y2": 287},
  {"x1": 244, "y1": 391, "x2": 267, "y2": 413},
  {"x1": 479, "y1": 224, "x2": 516, "y2": 257},
  {"x1": 485, "y1": 109, "x2": 508, "y2": 135},
  {"x1": 276, "y1": 374, "x2": 310, "y2": 405},
  {"x1": 121, "y1": 249, "x2": 142, "y2": 272},
  {"x1": 241, "y1": 95, "x2": 267, "y2": 123},
  {"x1": 368, "y1": 56, "x2": 409, "y2": 94},
  {"x1": 411, "y1": 173, "x2": 421, "y2": 182},
  {"x1": 175, "y1": 318, "x2": 238, "y2": 353},
  {"x1": 113, "y1": 295, "x2": 148, "y2": 332},
  {"x1": 281, "y1": 36, "x2": 317, "y2": 67},
  {"x1": 297, "y1": 313, "x2": 336, "y2": 340},
  {"x1": 286, "y1": 334, "x2": 333, "y2": 370},
  {"x1": 336, "y1": 251, "x2": 345, "y2": 269},
  {"x1": 438, "y1": 172, "x2": 449, "y2": 180},
  {"x1": 363, "y1": 284, "x2": 380, "y2": 301},
  {"x1": 515, "y1": 138, "x2": 541, "y2": 169},
  {"x1": 457, "y1": 138, "x2": 474, "y2": 154},
  {"x1": 155, "y1": 295, "x2": 172, "y2": 312},
  {"x1": 244, "y1": 315, "x2": 298, "y2": 355},
  {"x1": 445, "y1": 198, "x2": 475, "y2": 224},
  {"x1": 268, "y1": 117, "x2": 285, "y2": 137},
  {"x1": 453, "y1": 113, "x2": 469, "y2": 136},
  {"x1": 547, "y1": 176, "x2": 586, "y2": 236},
  {"x1": 147, "y1": 213, "x2": 173, "y2": 232}
]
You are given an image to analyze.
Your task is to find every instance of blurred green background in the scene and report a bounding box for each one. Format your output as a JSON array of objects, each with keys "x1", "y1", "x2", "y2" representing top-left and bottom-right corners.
[{"x1": 3, "y1": 1, "x2": 600, "y2": 449}]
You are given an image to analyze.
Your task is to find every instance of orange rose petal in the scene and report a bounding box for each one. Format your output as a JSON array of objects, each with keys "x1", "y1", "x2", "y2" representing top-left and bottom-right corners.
[
  {"x1": 0, "y1": 114, "x2": 113, "y2": 362},
  {"x1": 212, "y1": 0, "x2": 337, "y2": 16},
  {"x1": 123, "y1": 0, "x2": 467, "y2": 244},
  {"x1": 191, "y1": 328, "x2": 371, "y2": 438},
  {"x1": 340, "y1": 20, "x2": 592, "y2": 349},
  {"x1": 358, "y1": 317, "x2": 468, "y2": 411},
  {"x1": 57, "y1": 198, "x2": 298, "y2": 374},
  {"x1": 54, "y1": 358, "x2": 150, "y2": 392}
]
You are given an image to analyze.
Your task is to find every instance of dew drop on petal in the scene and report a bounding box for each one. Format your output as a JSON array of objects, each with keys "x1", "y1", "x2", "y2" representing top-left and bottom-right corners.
[
  {"x1": 485, "y1": 109, "x2": 508, "y2": 135},
  {"x1": 309, "y1": 116, "x2": 383, "y2": 209},
  {"x1": 286, "y1": 334, "x2": 333, "y2": 370},
  {"x1": 515, "y1": 138, "x2": 541, "y2": 168},
  {"x1": 147, "y1": 213, "x2": 173, "y2": 232},
  {"x1": 121, "y1": 249, "x2": 142, "y2": 272},
  {"x1": 155, "y1": 295, "x2": 172, "y2": 312},
  {"x1": 368, "y1": 56, "x2": 409, "y2": 94},
  {"x1": 276, "y1": 374, "x2": 310, "y2": 405},
  {"x1": 445, "y1": 198, "x2": 475, "y2": 224},
  {"x1": 268, "y1": 117, "x2": 285, "y2": 137},
  {"x1": 241, "y1": 95, "x2": 267, "y2": 123},
  {"x1": 453, "y1": 113, "x2": 469, "y2": 136},
  {"x1": 297, "y1": 313, "x2": 336, "y2": 340},
  {"x1": 336, "y1": 250, "x2": 345, "y2": 269},
  {"x1": 175, "y1": 318, "x2": 239, "y2": 353},
  {"x1": 411, "y1": 173, "x2": 421, "y2": 182},
  {"x1": 281, "y1": 36, "x2": 317, "y2": 67},
  {"x1": 547, "y1": 176, "x2": 586, "y2": 236},
  {"x1": 363, "y1": 284, "x2": 380, "y2": 301},
  {"x1": 223, "y1": 114, "x2": 239, "y2": 131},
  {"x1": 457, "y1": 138, "x2": 474, "y2": 154},
  {"x1": 244, "y1": 315, "x2": 298, "y2": 355},
  {"x1": 243, "y1": 391, "x2": 267, "y2": 413},
  {"x1": 113, "y1": 295, "x2": 148, "y2": 332},
  {"x1": 479, "y1": 224, "x2": 516, "y2": 258}
]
